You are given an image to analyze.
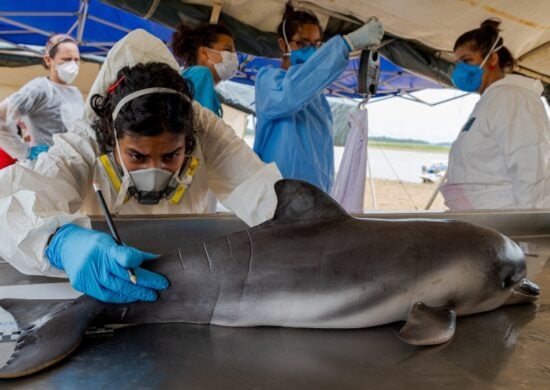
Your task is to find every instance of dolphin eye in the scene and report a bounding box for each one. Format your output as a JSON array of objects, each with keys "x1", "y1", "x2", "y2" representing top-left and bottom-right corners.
[{"x1": 501, "y1": 275, "x2": 514, "y2": 289}]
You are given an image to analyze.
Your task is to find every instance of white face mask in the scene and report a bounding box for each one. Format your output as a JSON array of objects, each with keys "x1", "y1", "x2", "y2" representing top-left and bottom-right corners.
[
  {"x1": 207, "y1": 49, "x2": 239, "y2": 81},
  {"x1": 127, "y1": 167, "x2": 178, "y2": 205},
  {"x1": 56, "y1": 61, "x2": 79, "y2": 84}
]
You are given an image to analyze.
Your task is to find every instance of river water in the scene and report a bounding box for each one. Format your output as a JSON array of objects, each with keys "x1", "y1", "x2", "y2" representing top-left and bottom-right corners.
[
  {"x1": 334, "y1": 146, "x2": 449, "y2": 184},
  {"x1": 244, "y1": 136, "x2": 449, "y2": 184}
]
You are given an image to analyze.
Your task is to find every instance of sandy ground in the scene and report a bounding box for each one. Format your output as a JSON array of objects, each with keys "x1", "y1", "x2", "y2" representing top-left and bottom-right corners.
[{"x1": 363, "y1": 178, "x2": 447, "y2": 211}]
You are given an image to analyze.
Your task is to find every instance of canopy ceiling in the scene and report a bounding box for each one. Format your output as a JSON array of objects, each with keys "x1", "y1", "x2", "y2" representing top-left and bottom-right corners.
[
  {"x1": 2, "y1": 1, "x2": 549, "y2": 101},
  {"x1": 0, "y1": 0, "x2": 441, "y2": 101},
  {"x1": 99, "y1": 0, "x2": 550, "y2": 101},
  {"x1": 0, "y1": 0, "x2": 173, "y2": 55}
]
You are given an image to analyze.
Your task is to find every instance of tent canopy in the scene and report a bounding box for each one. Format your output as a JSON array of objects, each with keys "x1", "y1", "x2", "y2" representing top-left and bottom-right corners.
[
  {"x1": 97, "y1": 0, "x2": 550, "y2": 102},
  {"x1": 0, "y1": 0, "x2": 441, "y2": 100},
  {"x1": 233, "y1": 53, "x2": 441, "y2": 99},
  {"x1": 0, "y1": 0, "x2": 173, "y2": 56}
]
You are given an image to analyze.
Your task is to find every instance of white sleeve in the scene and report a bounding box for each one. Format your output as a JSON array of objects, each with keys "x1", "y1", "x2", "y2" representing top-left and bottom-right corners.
[
  {"x1": 194, "y1": 102, "x2": 282, "y2": 226},
  {"x1": 0, "y1": 121, "x2": 96, "y2": 276},
  {"x1": 0, "y1": 29, "x2": 184, "y2": 276},
  {"x1": 0, "y1": 99, "x2": 28, "y2": 160},
  {"x1": 492, "y1": 90, "x2": 550, "y2": 208}
]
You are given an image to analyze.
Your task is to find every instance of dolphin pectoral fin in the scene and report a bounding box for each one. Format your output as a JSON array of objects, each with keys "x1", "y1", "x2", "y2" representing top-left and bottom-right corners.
[
  {"x1": 0, "y1": 296, "x2": 104, "y2": 378},
  {"x1": 398, "y1": 302, "x2": 457, "y2": 346}
]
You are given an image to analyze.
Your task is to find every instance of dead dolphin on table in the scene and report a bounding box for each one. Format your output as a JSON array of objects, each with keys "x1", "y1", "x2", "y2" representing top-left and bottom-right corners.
[{"x1": 0, "y1": 179, "x2": 540, "y2": 378}]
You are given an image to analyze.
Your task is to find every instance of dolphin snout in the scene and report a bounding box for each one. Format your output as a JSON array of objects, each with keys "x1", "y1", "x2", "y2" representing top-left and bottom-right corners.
[
  {"x1": 516, "y1": 279, "x2": 540, "y2": 297},
  {"x1": 505, "y1": 279, "x2": 540, "y2": 305}
]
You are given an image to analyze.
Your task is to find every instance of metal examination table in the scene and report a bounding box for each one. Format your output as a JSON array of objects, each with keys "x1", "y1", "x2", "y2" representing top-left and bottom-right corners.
[{"x1": 0, "y1": 212, "x2": 549, "y2": 389}]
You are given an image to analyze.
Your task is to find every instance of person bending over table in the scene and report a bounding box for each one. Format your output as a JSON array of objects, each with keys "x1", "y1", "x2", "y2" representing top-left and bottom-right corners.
[{"x1": 0, "y1": 29, "x2": 281, "y2": 304}]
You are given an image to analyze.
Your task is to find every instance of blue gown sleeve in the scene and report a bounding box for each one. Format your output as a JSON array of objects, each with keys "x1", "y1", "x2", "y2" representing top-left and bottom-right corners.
[
  {"x1": 255, "y1": 35, "x2": 350, "y2": 120},
  {"x1": 181, "y1": 66, "x2": 222, "y2": 117}
]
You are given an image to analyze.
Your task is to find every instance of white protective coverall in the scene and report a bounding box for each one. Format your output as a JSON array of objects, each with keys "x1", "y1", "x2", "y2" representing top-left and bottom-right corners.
[
  {"x1": 441, "y1": 74, "x2": 550, "y2": 210},
  {"x1": 0, "y1": 77, "x2": 84, "y2": 160},
  {"x1": 0, "y1": 29, "x2": 281, "y2": 277}
]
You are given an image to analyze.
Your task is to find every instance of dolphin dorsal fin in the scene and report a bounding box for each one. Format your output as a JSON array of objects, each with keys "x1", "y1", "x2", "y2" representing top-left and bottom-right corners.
[{"x1": 271, "y1": 179, "x2": 349, "y2": 224}]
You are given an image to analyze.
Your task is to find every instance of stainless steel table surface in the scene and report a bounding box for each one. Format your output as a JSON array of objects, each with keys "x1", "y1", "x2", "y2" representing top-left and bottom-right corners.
[{"x1": 0, "y1": 214, "x2": 549, "y2": 389}]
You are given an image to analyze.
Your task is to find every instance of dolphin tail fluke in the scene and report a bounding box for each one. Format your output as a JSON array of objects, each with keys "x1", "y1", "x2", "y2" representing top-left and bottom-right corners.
[
  {"x1": 0, "y1": 296, "x2": 104, "y2": 378},
  {"x1": 398, "y1": 302, "x2": 457, "y2": 346}
]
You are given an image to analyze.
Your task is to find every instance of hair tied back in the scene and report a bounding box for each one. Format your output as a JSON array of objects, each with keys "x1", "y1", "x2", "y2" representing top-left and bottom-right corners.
[{"x1": 106, "y1": 76, "x2": 125, "y2": 94}]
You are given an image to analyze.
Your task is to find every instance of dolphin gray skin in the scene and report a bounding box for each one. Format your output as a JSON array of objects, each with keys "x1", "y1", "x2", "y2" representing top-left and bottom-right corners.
[{"x1": 0, "y1": 179, "x2": 540, "y2": 378}]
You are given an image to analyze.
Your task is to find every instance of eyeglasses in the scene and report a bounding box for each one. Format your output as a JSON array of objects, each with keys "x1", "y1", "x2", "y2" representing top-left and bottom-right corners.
[{"x1": 290, "y1": 40, "x2": 323, "y2": 49}]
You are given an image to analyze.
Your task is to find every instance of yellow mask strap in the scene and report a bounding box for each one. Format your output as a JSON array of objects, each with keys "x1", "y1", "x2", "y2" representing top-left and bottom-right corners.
[
  {"x1": 169, "y1": 157, "x2": 200, "y2": 205},
  {"x1": 98, "y1": 154, "x2": 129, "y2": 204}
]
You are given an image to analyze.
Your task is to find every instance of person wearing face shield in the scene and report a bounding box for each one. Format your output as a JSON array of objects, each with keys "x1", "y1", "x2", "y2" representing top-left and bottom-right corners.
[
  {"x1": 0, "y1": 29, "x2": 281, "y2": 304},
  {"x1": 0, "y1": 34, "x2": 84, "y2": 164},
  {"x1": 441, "y1": 19, "x2": 550, "y2": 210},
  {"x1": 253, "y1": 2, "x2": 384, "y2": 193},
  {"x1": 172, "y1": 23, "x2": 238, "y2": 117}
]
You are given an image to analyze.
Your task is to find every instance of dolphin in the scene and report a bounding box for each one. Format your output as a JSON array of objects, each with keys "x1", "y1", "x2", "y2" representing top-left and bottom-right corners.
[{"x1": 0, "y1": 179, "x2": 540, "y2": 378}]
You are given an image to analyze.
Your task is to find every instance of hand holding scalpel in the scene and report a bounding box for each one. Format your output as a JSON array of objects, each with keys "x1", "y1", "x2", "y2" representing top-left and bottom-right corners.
[{"x1": 92, "y1": 182, "x2": 137, "y2": 284}]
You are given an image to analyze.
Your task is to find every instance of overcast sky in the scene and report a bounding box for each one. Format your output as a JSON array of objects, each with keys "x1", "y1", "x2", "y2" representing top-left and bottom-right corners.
[
  {"x1": 365, "y1": 89, "x2": 477, "y2": 144},
  {"x1": 364, "y1": 88, "x2": 550, "y2": 144},
  {"x1": 222, "y1": 81, "x2": 550, "y2": 145}
]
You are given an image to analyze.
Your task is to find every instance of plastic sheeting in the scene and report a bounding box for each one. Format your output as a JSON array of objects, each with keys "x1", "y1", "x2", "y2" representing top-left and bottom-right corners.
[{"x1": 331, "y1": 108, "x2": 369, "y2": 213}]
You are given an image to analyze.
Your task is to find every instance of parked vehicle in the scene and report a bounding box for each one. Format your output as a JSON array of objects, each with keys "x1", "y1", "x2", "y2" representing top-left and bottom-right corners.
[{"x1": 420, "y1": 161, "x2": 447, "y2": 183}]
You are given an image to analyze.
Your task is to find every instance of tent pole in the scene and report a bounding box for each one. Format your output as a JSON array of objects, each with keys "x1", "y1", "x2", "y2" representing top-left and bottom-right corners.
[
  {"x1": 76, "y1": 0, "x2": 90, "y2": 44},
  {"x1": 210, "y1": 1, "x2": 223, "y2": 24},
  {"x1": 367, "y1": 157, "x2": 376, "y2": 210},
  {"x1": 143, "y1": 0, "x2": 161, "y2": 19},
  {"x1": 425, "y1": 171, "x2": 447, "y2": 210}
]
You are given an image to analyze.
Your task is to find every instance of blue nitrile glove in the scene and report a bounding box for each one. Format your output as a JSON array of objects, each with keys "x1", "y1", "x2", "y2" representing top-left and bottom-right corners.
[
  {"x1": 344, "y1": 19, "x2": 384, "y2": 51},
  {"x1": 27, "y1": 144, "x2": 49, "y2": 160},
  {"x1": 46, "y1": 224, "x2": 169, "y2": 303}
]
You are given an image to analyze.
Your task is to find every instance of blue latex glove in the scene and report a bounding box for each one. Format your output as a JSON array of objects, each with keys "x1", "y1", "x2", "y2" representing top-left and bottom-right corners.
[
  {"x1": 344, "y1": 19, "x2": 384, "y2": 50},
  {"x1": 46, "y1": 224, "x2": 169, "y2": 303},
  {"x1": 27, "y1": 144, "x2": 49, "y2": 160}
]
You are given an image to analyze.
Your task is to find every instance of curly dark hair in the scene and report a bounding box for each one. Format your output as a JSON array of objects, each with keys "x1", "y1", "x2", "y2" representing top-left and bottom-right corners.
[
  {"x1": 172, "y1": 23, "x2": 233, "y2": 66},
  {"x1": 90, "y1": 62, "x2": 197, "y2": 156},
  {"x1": 276, "y1": 1, "x2": 321, "y2": 41},
  {"x1": 454, "y1": 18, "x2": 515, "y2": 72}
]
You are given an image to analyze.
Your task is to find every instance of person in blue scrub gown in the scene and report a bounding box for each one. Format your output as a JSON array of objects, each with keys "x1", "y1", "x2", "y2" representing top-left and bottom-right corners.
[
  {"x1": 172, "y1": 23, "x2": 239, "y2": 116},
  {"x1": 253, "y1": 3, "x2": 384, "y2": 192}
]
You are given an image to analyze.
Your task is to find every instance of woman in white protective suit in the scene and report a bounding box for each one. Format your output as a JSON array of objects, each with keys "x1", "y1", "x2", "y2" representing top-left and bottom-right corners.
[
  {"x1": 441, "y1": 19, "x2": 550, "y2": 210},
  {"x1": 0, "y1": 29, "x2": 281, "y2": 304},
  {"x1": 0, "y1": 34, "x2": 84, "y2": 163}
]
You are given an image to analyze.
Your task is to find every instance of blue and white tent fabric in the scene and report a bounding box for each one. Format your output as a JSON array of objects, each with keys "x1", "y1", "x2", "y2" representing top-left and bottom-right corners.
[{"x1": 0, "y1": 0, "x2": 172, "y2": 56}]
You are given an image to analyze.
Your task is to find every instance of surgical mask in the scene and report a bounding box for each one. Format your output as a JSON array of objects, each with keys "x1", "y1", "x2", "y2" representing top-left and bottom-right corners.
[
  {"x1": 207, "y1": 49, "x2": 239, "y2": 81},
  {"x1": 56, "y1": 61, "x2": 79, "y2": 84},
  {"x1": 290, "y1": 46, "x2": 316, "y2": 65},
  {"x1": 109, "y1": 87, "x2": 198, "y2": 209},
  {"x1": 451, "y1": 36, "x2": 502, "y2": 92}
]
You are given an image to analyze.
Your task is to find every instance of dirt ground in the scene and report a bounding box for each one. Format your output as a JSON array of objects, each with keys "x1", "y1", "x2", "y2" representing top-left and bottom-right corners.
[{"x1": 363, "y1": 178, "x2": 447, "y2": 211}]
